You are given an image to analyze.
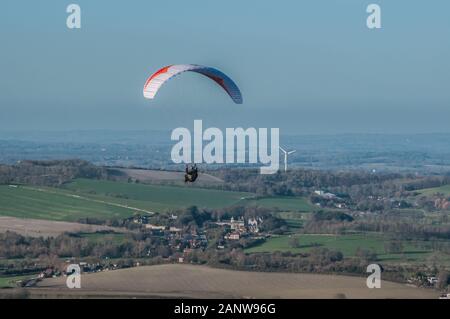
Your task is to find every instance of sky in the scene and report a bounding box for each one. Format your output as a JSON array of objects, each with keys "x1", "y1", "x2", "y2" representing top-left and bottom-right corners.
[{"x1": 0, "y1": 0, "x2": 449, "y2": 134}]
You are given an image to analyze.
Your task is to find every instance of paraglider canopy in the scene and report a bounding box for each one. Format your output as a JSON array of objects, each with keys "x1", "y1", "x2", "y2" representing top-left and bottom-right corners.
[{"x1": 143, "y1": 64, "x2": 243, "y2": 104}]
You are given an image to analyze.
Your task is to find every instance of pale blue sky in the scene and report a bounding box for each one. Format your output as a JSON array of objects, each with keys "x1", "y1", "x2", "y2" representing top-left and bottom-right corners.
[{"x1": 0, "y1": 0, "x2": 449, "y2": 134}]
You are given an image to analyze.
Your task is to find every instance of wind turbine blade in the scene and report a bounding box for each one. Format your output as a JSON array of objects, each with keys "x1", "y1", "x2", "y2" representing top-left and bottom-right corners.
[
  {"x1": 279, "y1": 147, "x2": 286, "y2": 153},
  {"x1": 288, "y1": 150, "x2": 296, "y2": 155}
]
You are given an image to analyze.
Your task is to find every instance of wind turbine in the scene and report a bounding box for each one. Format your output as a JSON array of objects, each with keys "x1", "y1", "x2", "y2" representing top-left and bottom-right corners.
[{"x1": 279, "y1": 147, "x2": 296, "y2": 172}]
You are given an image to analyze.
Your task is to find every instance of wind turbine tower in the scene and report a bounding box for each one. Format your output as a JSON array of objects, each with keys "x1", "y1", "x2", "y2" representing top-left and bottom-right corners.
[{"x1": 279, "y1": 147, "x2": 296, "y2": 172}]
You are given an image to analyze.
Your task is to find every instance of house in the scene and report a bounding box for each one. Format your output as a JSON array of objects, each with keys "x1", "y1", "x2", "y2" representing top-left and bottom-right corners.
[
  {"x1": 169, "y1": 226, "x2": 182, "y2": 233},
  {"x1": 215, "y1": 219, "x2": 232, "y2": 227},
  {"x1": 323, "y1": 192, "x2": 337, "y2": 199},
  {"x1": 215, "y1": 217, "x2": 246, "y2": 232},
  {"x1": 226, "y1": 232, "x2": 240, "y2": 240},
  {"x1": 145, "y1": 224, "x2": 166, "y2": 230},
  {"x1": 435, "y1": 198, "x2": 450, "y2": 210},
  {"x1": 427, "y1": 276, "x2": 438, "y2": 285},
  {"x1": 230, "y1": 217, "x2": 246, "y2": 232},
  {"x1": 314, "y1": 190, "x2": 337, "y2": 199},
  {"x1": 247, "y1": 217, "x2": 263, "y2": 233},
  {"x1": 132, "y1": 215, "x2": 150, "y2": 224}
]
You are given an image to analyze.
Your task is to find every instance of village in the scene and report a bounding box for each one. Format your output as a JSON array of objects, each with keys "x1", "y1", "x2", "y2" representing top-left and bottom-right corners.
[
  {"x1": 139, "y1": 214, "x2": 267, "y2": 258},
  {"x1": 17, "y1": 213, "x2": 269, "y2": 288}
]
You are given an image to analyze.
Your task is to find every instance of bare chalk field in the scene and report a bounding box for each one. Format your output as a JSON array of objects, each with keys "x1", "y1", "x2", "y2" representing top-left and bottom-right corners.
[
  {"x1": 35, "y1": 264, "x2": 438, "y2": 299},
  {"x1": 0, "y1": 216, "x2": 121, "y2": 238}
]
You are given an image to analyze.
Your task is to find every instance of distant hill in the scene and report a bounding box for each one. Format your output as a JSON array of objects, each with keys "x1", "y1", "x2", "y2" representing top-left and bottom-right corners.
[{"x1": 0, "y1": 159, "x2": 107, "y2": 187}]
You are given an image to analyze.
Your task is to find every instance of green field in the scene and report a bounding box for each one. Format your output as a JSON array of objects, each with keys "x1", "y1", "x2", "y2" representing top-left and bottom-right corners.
[
  {"x1": 274, "y1": 211, "x2": 309, "y2": 232},
  {"x1": 0, "y1": 185, "x2": 134, "y2": 221},
  {"x1": 0, "y1": 182, "x2": 250, "y2": 221},
  {"x1": 245, "y1": 233, "x2": 437, "y2": 263},
  {"x1": 64, "y1": 179, "x2": 252, "y2": 210},
  {"x1": 0, "y1": 179, "x2": 317, "y2": 222},
  {"x1": 418, "y1": 185, "x2": 450, "y2": 196},
  {"x1": 64, "y1": 179, "x2": 314, "y2": 212},
  {"x1": 244, "y1": 196, "x2": 314, "y2": 212},
  {"x1": 0, "y1": 180, "x2": 254, "y2": 221},
  {"x1": 0, "y1": 274, "x2": 33, "y2": 288}
]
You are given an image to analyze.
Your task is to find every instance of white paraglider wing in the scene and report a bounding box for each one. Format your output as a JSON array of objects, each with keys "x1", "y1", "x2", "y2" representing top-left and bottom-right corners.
[{"x1": 143, "y1": 64, "x2": 243, "y2": 104}]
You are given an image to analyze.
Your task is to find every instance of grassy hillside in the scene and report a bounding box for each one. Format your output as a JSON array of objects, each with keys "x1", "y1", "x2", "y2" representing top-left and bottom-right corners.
[
  {"x1": 245, "y1": 233, "x2": 438, "y2": 263},
  {"x1": 0, "y1": 185, "x2": 134, "y2": 221},
  {"x1": 244, "y1": 196, "x2": 314, "y2": 212},
  {"x1": 0, "y1": 179, "x2": 314, "y2": 222},
  {"x1": 0, "y1": 182, "x2": 250, "y2": 221},
  {"x1": 418, "y1": 185, "x2": 450, "y2": 196},
  {"x1": 0, "y1": 179, "x2": 253, "y2": 221},
  {"x1": 64, "y1": 179, "x2": 252, "y2": 210}
]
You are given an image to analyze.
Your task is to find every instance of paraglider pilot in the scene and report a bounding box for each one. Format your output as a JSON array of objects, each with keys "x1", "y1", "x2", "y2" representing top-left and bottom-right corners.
[{"x1": 185, "y1": 164, "x2": 198, "y2": 183}]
